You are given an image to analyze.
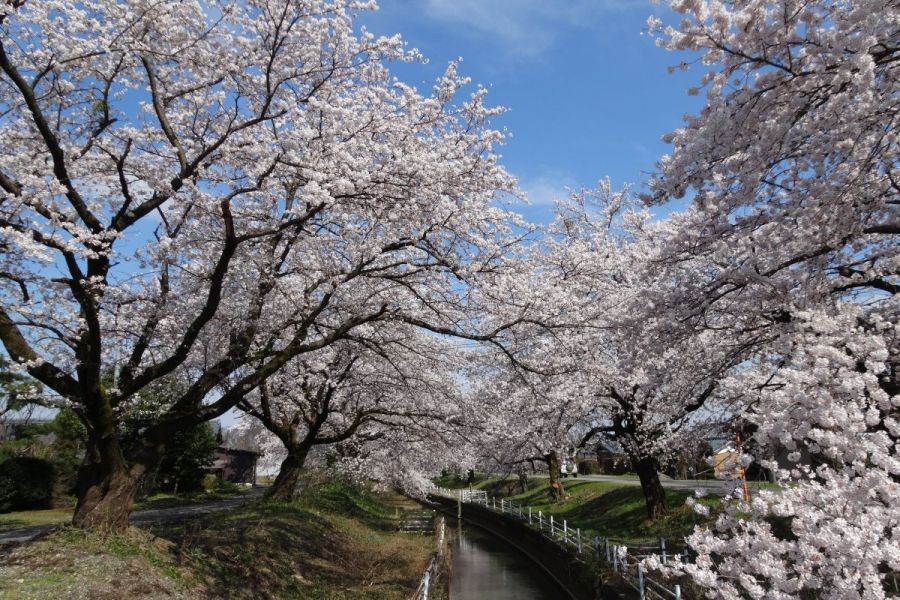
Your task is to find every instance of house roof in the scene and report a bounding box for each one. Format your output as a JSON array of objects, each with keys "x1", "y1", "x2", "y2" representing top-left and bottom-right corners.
[{"x1": 216, "y1": 445, "x2": 263, "y2": 457}]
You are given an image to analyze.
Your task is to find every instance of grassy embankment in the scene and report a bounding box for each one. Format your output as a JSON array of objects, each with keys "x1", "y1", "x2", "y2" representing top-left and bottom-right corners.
[
  {"x1": 0, "y1": 478, "x2": 434, "y2": 600},
  {"x1": 435, "y1": 474, "x2": 719, "y2": 547}
]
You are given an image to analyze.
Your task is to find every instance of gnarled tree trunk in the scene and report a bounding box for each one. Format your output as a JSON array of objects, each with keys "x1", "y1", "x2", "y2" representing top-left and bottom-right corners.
[
  {"x1": 634, "y1": 455, "x2": 668, "y2": 520},
  {"x1": 517, "y1": 470, "x2": 528, "y2": 493},
  {"x1": 546, "y1": 450, "x2": 564, "y2": 502},
  {"x1": 267, "y1": 446, "x2": 309, "y2": 501},
  {"x1": 73, "y1": 435, "x2": 147, "y2": 531}
]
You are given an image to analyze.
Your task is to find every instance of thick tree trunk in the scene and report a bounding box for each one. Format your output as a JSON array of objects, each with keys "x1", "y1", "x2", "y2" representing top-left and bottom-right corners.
[
  {"x1": 72, "y1": 435, "x2": 146, "y2": 531},
  {"x1": 546, "y1": 451, "x2": 564, "y2": 502},
  {"x1": 267, "y1": 447, "x2": 309, "y2": 501},
  {"x1": 634, "y1": 455, "x2": 668, "y2": 520}
]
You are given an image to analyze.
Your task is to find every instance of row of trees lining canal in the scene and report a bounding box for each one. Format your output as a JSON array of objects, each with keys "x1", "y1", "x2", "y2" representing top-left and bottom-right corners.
[{"x1": 0, "y1": 0, "x2": 895, "y2": 597}]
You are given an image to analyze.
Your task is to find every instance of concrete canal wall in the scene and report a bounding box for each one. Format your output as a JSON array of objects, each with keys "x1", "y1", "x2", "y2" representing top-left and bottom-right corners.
[{"x1": 427, "y1": 495, "x2": 622, "y2": 600}]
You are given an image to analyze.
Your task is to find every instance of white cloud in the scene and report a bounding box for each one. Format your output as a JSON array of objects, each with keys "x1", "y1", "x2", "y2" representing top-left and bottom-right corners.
[
  {"x1": 419, "y1": 0, "x2": 645, "y2": 57},
  {"x1": 520, "y1": 173, "x2": 580, "y2": 205}
]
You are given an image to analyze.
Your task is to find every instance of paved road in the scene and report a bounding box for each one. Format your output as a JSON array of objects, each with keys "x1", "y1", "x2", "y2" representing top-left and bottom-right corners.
[
  {"x1": 0, "y1": 486, "x2": 266, "y2": 545},
  {"x1": 531, "y1": 473, "x2": 742, "y2": 496}
]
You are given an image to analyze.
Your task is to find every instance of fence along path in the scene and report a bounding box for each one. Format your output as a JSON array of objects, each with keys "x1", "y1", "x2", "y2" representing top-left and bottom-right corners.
[
  {"x1": 432, "y1": 487, "x2": 683, "y2": 600},
  {"x1": 410, "y1": 516, "x2": 446, "y2": 600}
]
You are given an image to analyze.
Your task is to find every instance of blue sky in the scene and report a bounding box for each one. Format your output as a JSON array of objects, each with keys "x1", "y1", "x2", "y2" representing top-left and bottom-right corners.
[{"x1": 359, "y1": 0, "x2": 703, "y2": 223}]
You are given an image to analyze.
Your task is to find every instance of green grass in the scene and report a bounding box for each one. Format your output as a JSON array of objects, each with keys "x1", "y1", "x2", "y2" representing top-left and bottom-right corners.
[
  {"x1": 295, "y1": 479, "x2": 396, "y2": 528},
  {"x1": 0, "y1": 487, "x2": 252, "y2": 533},
  {"x1": 468, "y1": 477, "x2": 719, "y2": 548},
  {"x1": 133, "y1": 486, "x2": 249, "y2": 511},
  {"x1": 0, "y1": 508, "x2": 73, "y2": 532},
  {"x1": 1, "y1": 478, "x2": 436, "y2": 600},
  {"x1": 0, "y1": 526, "x2": 195, "y2": 600},
  {"x1": 149, "y1": 478, "x2": 433, "y2": 599}
]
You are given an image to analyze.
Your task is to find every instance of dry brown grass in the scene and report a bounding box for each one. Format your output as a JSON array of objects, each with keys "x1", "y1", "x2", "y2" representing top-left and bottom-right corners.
[{"x1": 0, "y1": 481, "x2": 435, "y2": 600}]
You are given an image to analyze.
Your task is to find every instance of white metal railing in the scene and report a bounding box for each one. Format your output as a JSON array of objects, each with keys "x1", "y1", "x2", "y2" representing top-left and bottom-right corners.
[
  {"x1": 411, "y1": 516, "x2": 446, "y2": 600},
  {"x1": 459, "y1": 488, "x2": 488, "y2": 504},
  {"x1": 430, "y1": 486, "x2": 683, "y2": 600}
]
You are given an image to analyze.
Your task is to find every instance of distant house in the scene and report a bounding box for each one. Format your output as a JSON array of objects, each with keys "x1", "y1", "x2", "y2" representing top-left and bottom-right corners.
[
  {"x1": 207, "y1": 447, "x2": 261, "y2": 485},
  {"x1": 591, "y1": 441, "x2": 630, "y2": 475},
  {"x1": 712, "y1": 445, "x2": 741, "y2": 479}
]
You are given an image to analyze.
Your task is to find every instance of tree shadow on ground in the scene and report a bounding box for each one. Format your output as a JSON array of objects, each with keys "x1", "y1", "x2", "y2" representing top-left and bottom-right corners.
[
  {"x1": 148, "y1": 485, "x2": 430, "y2": 600},
  {"x1": 510, "y1": 481, "x2": 708, "y2": 546},
  {"x1": 150, "y1": 501, "x2": 342, "y2": 599}
]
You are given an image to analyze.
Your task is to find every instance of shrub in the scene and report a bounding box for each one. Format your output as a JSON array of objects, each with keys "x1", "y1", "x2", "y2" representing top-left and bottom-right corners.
[
  {"x1": 0, "y1": 456, "x2": 55, "y2": 512},
  {"x1": 156, "y1": 422, "x2": 218, "y2": 494},
  {"x1": 577, "y1": 458, "x2": 600, "y2": 475},
  {"x1": 202, "y1": 473, "x2": 219, "y2": 492}
]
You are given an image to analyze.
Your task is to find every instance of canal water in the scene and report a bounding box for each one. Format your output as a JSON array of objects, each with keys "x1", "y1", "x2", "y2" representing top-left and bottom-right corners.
[{"x1": 449, "y1": 522, "x2": 565, "y2": 600}]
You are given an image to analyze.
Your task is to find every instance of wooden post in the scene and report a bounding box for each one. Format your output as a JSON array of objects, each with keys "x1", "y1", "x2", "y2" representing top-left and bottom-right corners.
[{"x1": 528, "y1": 507, "x2": 532, "y2": 525}]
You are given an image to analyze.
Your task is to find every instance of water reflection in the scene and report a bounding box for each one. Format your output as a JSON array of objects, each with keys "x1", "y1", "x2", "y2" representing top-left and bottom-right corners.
[{"x1": 449, "y1": 522, "x2": 565, "y2": 600}]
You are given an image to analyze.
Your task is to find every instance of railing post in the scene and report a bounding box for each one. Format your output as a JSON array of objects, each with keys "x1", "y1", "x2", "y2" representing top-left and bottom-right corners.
[
  {"x1": 605, "y1": 538, "x2": 610, "y2": 562},
  {"x1": 594, "y1": 536, "x2": 600, "y2": 561},
  {"x1": 675, "y1": 584, "x2": 682, "y2": 600},
  {"x1": 492, "y1": 496, "x2": 496, "y2": 510},
  {"x1": 563, "y1": 519, "x2": 568, "y2": 544},
  {"x1": 501, "y1": 498, "x2": 505, "y2": 513},
  {"x1": 528, "y1": 507, "x2": 533, "y2": 525},
  {"x1": 661, "y1": 537, "x2": 667, "y2": 564},
  {"x1": 539, "y1": 511, "x2": 543, "y2": 530},
  {"x1": 423, "y1": 570, "x2": 431, "y2": 600},
  {"x1": 612, "y1": 545, "x2": 618, "y2": 573},
  {"x1": 638, "y1": 563, "x2": 646, "y2": 600},
  {"x1": 577, "y1": 528, "x2": 582, "y2": 553},
  {"x1": 550, "y1": 515, "x2": 554, "y2": 537}
]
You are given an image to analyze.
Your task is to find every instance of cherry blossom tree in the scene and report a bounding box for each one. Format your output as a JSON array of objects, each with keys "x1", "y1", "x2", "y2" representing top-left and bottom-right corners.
[
  {"x1": 537, "y1": 186, "x2": 766, "y2": 519},
  {"x1": 237, "y1": 327, "x2": 470, "y2": 500},
  {"x1": 466, "y1": 364, "x2": 584, "y2": 500},
  {"x1": 646, "y1": 0, "x2": 898, "y2": 313},
  {"x1": 645, "y1": 0, "x2": 899, "y2": 595},
  {"x1": 0, "y1": 0, "x2": 517, "y2": 529},
  {"x1": 655, "y1": 307, "x2": 899, "y2": 599}
]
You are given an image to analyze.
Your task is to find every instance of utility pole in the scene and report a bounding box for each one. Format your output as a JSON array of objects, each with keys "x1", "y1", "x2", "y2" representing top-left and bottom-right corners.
[{"x1": 736, "y1": 431, "x2": 751, "y2": 502}]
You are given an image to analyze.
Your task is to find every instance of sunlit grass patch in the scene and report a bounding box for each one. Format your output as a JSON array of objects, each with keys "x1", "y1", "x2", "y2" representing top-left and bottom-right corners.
[
  {"x1": 0, "y1": 526, "x2": 197, "y2": 600},
  {"x1": 1, "y1": 479, "x2": 434, "y2": 600},
  {"x1": 457, "y1": 476, "x2": 719, "y2": 548},
  {"x1": 0, "y1": 508, "x2": 73, "y2": 532}
]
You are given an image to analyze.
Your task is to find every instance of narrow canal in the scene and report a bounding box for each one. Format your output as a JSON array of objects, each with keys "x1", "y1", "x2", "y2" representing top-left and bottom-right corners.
[{"x1": 449, "y1": 522, "x2": 566, "y2": 600}]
